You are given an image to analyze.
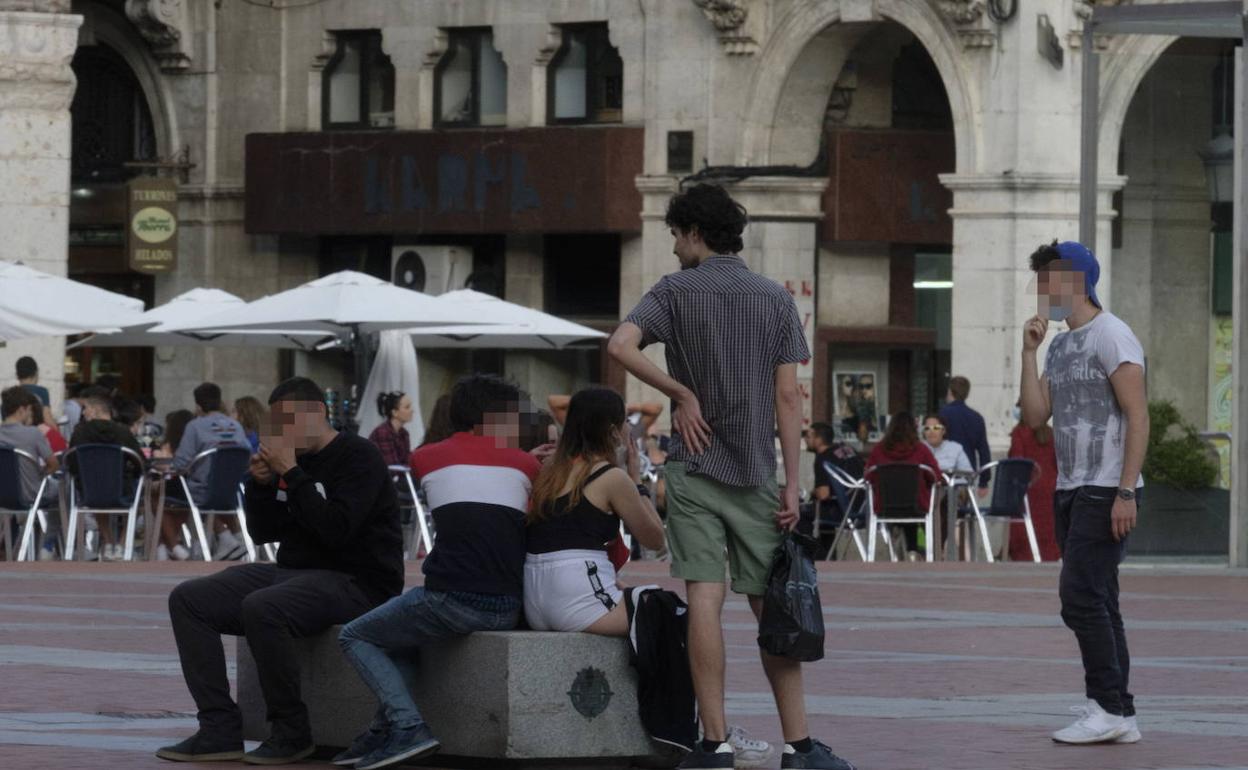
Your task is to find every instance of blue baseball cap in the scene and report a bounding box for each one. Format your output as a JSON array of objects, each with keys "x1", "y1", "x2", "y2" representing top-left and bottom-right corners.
[{"x1": 1054, "y1": 241, "x2": 1102, "y2": 309}]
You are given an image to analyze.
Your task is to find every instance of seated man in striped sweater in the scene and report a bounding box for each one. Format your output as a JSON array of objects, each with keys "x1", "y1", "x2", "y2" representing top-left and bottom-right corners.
[{"x1": 335, "y1": 374, "x2": 541, "y2": 770}]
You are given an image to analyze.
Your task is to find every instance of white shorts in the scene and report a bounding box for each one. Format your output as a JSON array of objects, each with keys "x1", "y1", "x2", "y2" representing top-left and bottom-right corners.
[{"x1": 523, "y1": 549, "x2": 624, "y2": 632}]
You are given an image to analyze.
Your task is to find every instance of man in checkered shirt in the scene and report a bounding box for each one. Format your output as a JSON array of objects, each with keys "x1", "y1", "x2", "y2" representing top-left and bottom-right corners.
[{"x1": 609, "y1": 184, "x2": 854, "y2": 770}]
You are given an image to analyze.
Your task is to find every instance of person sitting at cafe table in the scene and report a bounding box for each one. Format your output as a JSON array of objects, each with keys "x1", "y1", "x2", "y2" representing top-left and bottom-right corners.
[{"x1": 68, "y1": 389, "x2": 145, "y2": 561}]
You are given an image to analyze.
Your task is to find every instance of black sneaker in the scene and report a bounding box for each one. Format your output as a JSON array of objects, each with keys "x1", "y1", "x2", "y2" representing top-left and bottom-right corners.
[
  {"x1": 155, "y1": 731, "x2": 244, "y2": 762},
  {"x1": 678, "y1": 741, "x2": 735, "y2": 769},
  {"x1": 356, "y1": 724, "x2": 440, "y2": 770},
  {"x1": 241, "y1": 737, "x2": 315, "y2": 765},
  {"x1": 330, "y1": 728, "x2": 388, "y2": 766},
  {"x1": 781, "y1": 739, "x2": 856, "y2": 770}
]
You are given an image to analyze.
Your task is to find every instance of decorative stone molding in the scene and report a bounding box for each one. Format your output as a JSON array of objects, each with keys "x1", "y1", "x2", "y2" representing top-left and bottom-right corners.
[
  {"x1": 1068, "y1": 0, "x2": 1116, "y2": 51},
  {"x1": 0, "y1": 1, "x2": 71, "y2": 11},
  {"x1": 934, "y1": 0, "x2": 995, "y2": 50},
  {"x1": 125, "y1": 0, "x2": 192, "y2": 72},
  {"x1": 691, "y1": 0, "x2": 761, "y2": 56},
  {"x1": 0, "y1": 12, "x2": 80, "y2": 111}
]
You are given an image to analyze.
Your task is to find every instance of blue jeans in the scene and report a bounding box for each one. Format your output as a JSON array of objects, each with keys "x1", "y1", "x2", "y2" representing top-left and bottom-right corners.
[
  {"x1": 1055, "y1": 486, "x2": 1136, "y2": 717},
  {"x1": 338, "y1": 587, "x2": 520, "y2": 730}
]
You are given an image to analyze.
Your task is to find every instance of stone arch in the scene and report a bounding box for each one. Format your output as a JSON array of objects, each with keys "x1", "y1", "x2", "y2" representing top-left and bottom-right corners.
[
  {"x1": 737, "y1": 0, "x2": 977, "y2": 172},
  {"x1": 80, "y1": 1, "x2": 179, "y2": 160},
  {"x1": 1097, "y1": 33, "x2": 1177, "y2": 170}
]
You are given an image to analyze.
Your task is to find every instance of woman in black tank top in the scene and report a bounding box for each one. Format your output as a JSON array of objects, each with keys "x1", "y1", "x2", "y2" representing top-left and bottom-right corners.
[{"x1": 525, "y1": 388, "x2": 665, "y2": 636}]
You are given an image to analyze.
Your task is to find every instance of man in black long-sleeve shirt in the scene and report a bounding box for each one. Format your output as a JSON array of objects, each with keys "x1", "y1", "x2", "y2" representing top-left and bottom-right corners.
[{"x1": 159, "y1": 377, "x2": 402, "y2": 765}]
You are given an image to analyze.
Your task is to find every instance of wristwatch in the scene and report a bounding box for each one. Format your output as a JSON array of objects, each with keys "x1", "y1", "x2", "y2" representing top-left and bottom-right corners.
[{"x1": 1116, "y1": 488, "x2": 1136, "y2": 501}]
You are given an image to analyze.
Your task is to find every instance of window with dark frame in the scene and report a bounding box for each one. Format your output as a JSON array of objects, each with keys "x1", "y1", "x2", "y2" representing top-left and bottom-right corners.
[
  {"x1": 322, "y1": 31, "x2": 395, "y2": 131},
  {"x1": 548, "y1": 23, "x2": 623, "y2": 124},
  {"x1": 435, "y1": 29, "x2": 508, "y2": 127}
]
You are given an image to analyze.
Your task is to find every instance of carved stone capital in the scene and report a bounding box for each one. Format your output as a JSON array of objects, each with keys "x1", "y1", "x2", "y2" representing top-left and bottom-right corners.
[
  {"x1": 0, "y1": 11, "x2": 80, "y2": 110},
  {"x1": 691, "y1": 0, "x2": 761, "y2": 56},
  {"x1": 125, "y1": 0, "x2": 192, "y2": 72},
  {"x1": 934, "y1": 0, "x2": 995, "y2": 50}
]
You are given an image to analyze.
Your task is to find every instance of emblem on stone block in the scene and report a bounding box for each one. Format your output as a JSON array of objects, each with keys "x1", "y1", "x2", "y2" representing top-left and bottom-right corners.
[{"x1": 567, "y1": 666, "x2": 613, "y2": 719}]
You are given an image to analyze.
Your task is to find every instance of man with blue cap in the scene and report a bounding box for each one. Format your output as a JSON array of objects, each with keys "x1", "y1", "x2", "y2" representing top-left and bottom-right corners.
[{"x1": 1019, "y1": 240, "x2": 1149, "y2": 745}]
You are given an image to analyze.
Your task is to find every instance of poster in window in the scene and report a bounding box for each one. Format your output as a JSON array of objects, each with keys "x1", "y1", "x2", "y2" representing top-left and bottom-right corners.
[{"x1": 834, "y1": 371, "x2": 878, "y2": 440}]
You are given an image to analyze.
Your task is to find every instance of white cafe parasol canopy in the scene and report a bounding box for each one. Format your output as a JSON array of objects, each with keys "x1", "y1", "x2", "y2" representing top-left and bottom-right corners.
[
  {"x1": 0, "y1": 260, "x2": 144, "y2": 342},
  {"x1": 68, "y1": 288, "x2": 334, "y2": 350},
  {"x1": 405, "y1": 289, "x2": 607, "y2": 349}
]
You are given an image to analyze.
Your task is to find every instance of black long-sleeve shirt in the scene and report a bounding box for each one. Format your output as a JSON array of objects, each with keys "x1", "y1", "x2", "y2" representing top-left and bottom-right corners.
[{"x1": 244, "y1": 432, "x2": 403, "y2": 603}]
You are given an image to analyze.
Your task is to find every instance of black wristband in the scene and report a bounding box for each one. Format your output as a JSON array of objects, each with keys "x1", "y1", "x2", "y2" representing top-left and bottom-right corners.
[{"x1": 636, "y1": 484, "x2": 651, "y2": 499}]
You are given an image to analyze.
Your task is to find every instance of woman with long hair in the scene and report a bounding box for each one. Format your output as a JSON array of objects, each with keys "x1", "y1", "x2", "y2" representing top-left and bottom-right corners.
[
  {"x1": 232, "y1": 396, "x2": 267, "y2": 453},
  {"x1": 368, "y1": 391, "x2": 413, "y2": 466},
  {"x1": 866, "y1": 412, "x2": 941, "y2": 557},
  {"x1": 418, "y1": 393, "x2": 454, "y2": 448},
  {"x1": 1008, "y1": 403, "x2": 1060, "y2": 560},
  {"x1": 524, "y1": 387, "x2": 665, "y2": 635}
]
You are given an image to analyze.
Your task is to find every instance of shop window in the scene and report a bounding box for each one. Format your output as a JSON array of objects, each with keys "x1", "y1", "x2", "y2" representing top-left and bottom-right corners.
[
  {"x1": 548, "y1": 24, "x2": 623, "y2": 124},
  {"x1": 323, "y1": 31, "x2": 395, "y2": 130},
  {"x1": 436, "y1": 29, "x2": 508, "y2": 127},
  {"x1": 544, "y1": 234, "x2": 620, "y2": 318}
]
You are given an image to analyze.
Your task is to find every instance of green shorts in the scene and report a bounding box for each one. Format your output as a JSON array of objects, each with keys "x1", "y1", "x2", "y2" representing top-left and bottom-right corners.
[{"x1": 663, "y1": 462, "x2": 783, "y2": 596}]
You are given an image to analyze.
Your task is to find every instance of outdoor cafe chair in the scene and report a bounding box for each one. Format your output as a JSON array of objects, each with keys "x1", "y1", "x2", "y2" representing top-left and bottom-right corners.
[
  {"x1": 864, "y1": 462, "x2": 941, "y2": 562},
  {"x1": 822, "y1": 461, "x2": 872, "y2": 561},
  {"x1": 965, "y1": 458, "x2": 1042, "y2": 563},
  {"x1": 0, "y1": 447, "x2": 57, "y2": 562},
  {"x1": 162, "y1": 446, "x2": 256, "y2": 561},
  {"x1": 63, "y1": 444, "x2": 146, "y2": 561},
  {"x1": 389, "y1": 465, "x2": 433, "y2": 560}
]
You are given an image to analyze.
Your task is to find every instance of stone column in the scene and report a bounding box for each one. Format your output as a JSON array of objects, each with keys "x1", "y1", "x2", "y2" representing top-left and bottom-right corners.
[
  {"x1": 940, "y1": 173, "x2": 1124, "y2": 453},
  {"x1": 0, "y1": 2, "x2": 81, "y2": 410}
]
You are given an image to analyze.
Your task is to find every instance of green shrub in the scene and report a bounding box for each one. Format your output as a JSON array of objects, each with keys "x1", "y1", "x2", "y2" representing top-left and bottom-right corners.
[{"x1": 1143, "y1": 401, "x2": 1219, "y2": 490}]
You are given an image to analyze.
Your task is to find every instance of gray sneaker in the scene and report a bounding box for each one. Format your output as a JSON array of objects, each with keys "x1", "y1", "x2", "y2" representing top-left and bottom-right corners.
[
  {"x1": 356, "y1": 724, "x2": 440, "y2": 770},
  {"x1": 331, "y1": 727, "x2": 388, "y2": 766},
  {"x1": 781, "y1": 739, "x2": 856, "y2": 770}
]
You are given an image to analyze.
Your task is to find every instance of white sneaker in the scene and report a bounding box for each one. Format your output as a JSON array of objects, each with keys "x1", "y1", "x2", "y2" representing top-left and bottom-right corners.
[
  {"x1": 1052, "y1": 700, "x2": 1129, "y2": 744},
  {"x1": 212, "y1": 531, "x2": 243, "y2": 561},
  {"x1": 171, "y1": 544, "x2": 190, "y2": 561},
  {"x1": 102, "y1": 544, "x2": 124, "y2": 561},
  {"x1": 1114, "y1": 716, "x2": 1141, "y2": 744},
  {"x1": 156, "y1": 544, "x2": 170, "y2": 561},
  {"x1": 727, "y1": 725, "x2": 774, "y2": 769}
]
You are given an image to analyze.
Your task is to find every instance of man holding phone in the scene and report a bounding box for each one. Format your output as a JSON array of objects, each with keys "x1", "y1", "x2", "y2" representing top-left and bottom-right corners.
[
  {"x1": 1020, "y1": 241, "x2": 1148, "y2": 746},
  {"x1": 159, "y1": 377, "x2": 403, "y2": 765}
]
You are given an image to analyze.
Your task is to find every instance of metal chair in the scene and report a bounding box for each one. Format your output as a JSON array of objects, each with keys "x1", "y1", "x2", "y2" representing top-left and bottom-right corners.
[
  {"x1": 864, "y1": 462, "x2": 940, "y2": 562},
  {"x1": 165, "y1": 447, "x2": 256, "y2": 562},
  {"x1": 821, "y1": 461, "x2": 872, "y2": 561},
  {"x1": 966, "y1": 459, "x2": 1041, "y2": 563},
  {"x1": 0, "y1": 447, "x2": 55, "y2": 561},
  {"x1": 63, "y1": 444, "x2": 146, "y2": 561},
  {"x1": 389, "y1": 465, "x2": 433, "y2": 560}
]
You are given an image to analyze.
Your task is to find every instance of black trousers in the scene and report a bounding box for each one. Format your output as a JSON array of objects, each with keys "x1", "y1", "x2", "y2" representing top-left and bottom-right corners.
[
  {"x1": 1055, "y1": 486, "x2": 1135, "y2": 717},
  {"x1": 168, "y1": 564, "x2": 378, "y2": 740}
]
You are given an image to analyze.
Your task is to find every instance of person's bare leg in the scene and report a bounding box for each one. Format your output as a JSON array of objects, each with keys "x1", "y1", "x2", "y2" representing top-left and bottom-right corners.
[
  {"x1": 749, "y1": 595, "x2": 809, "y2": 742},
  {"x1": 161, "y1": 510, "x2": 188, "y2": 548},
  {"x1": 687, "y1": 580, "x2": 728, "y2": 742}
]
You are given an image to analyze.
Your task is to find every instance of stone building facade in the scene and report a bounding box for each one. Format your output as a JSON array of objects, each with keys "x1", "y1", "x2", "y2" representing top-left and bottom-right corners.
[{"x1": 0, "y1": 0, "x2": 1232, "y2": 489}]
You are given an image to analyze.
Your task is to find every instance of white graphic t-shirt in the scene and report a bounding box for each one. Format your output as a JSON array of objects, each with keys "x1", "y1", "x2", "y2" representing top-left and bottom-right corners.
[{"x1": 1043, "y1": 311, "x2": 1145, "y2": 491}]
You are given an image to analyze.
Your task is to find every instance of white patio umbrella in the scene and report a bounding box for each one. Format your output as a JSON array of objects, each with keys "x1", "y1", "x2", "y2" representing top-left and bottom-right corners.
[
  {"x1": 67, "y1": 288, "x2": 335, "y2": 351},
  {"x1": 154, "y1": 271, "x2": 493, "y2": 388},
  {"x1": 0, "y1": 260, "x2": 144, "y2": 341},
  {"x1": 405, "y1": 289, "x2": 607, "y2": 349}
]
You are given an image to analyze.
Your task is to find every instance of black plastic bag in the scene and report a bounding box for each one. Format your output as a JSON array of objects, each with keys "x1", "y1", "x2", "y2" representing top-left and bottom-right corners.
[{"x1": 757, "y1": 532, "x2": 825, "y2": 661}]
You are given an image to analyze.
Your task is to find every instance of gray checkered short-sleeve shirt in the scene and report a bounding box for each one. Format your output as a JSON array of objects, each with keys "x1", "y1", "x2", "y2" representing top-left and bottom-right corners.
[{"x1": 624, "y1": 254, "x2": 809, "y2": 487}]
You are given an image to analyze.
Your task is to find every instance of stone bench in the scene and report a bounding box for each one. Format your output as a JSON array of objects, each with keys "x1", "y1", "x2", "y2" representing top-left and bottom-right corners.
[{"x1": 237, "y1": 629, "x2": 677, "y2": 767}]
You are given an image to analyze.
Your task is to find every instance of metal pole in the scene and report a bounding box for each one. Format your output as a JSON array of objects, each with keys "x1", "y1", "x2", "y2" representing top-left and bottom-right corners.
[
  {"x1": 1078, "y1": 23, "x2": 1099, "y2": 246},
  {"x1": 1230, "y1": 37, "x2": 1248, "y2": 568}
]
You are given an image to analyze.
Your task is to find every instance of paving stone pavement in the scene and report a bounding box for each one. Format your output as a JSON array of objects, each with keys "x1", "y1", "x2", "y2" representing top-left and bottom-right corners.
[{"x1": 0, "y1": 560, "x2": 1245, "y2": 769}]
